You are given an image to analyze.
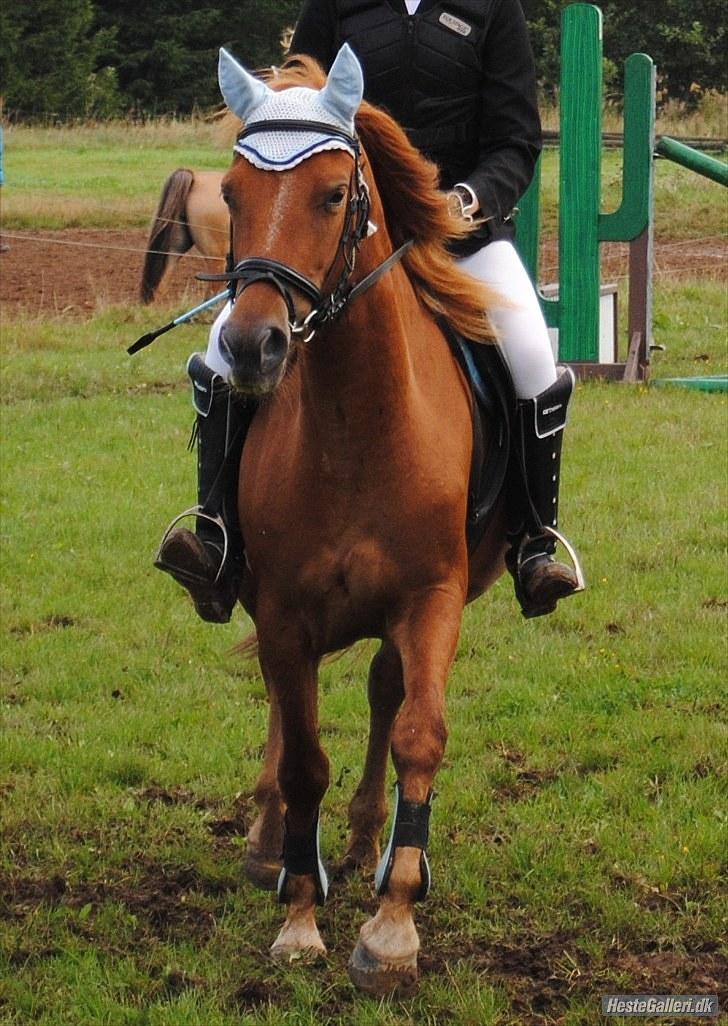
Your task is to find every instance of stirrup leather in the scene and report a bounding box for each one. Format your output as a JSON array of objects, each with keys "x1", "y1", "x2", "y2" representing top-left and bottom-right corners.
[{"x1": 155, "y1": 507, "x2": 229, "y2": 584}]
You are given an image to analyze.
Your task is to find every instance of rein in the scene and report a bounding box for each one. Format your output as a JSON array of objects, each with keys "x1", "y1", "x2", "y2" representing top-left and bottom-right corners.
[{"x1": 197, "y1": 118, "x2": 413, "y2": 341}]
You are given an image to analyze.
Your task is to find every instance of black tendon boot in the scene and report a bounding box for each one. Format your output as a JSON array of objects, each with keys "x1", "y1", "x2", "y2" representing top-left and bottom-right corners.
[
  {"x1": 506, "y1": 366, "x2": 585, "y2": 618},
  {"x1": 155, "y1": 353, "x2": 253, "y2": 623}
]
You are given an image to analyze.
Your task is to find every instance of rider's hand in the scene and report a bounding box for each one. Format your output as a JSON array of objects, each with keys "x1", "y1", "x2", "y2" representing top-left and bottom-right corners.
[{"x1": 447, "y1": 184, "x2": 479, "y2": 223}]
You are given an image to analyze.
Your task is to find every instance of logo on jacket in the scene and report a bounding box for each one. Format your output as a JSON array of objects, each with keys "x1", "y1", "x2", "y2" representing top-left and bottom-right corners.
[{"x1": 438, "y1": 11, "x2": 472, "y2": 37}]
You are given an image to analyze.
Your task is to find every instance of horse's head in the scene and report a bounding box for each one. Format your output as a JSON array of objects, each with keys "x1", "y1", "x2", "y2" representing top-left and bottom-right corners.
[{"x1": 215, "y1": 45, "x2": 369, "y2": 395}]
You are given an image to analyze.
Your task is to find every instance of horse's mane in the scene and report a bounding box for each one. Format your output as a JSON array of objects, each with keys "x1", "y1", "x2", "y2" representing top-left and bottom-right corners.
[{"x1": 219, "y1": 55, "x2": 496, "y2": 341}]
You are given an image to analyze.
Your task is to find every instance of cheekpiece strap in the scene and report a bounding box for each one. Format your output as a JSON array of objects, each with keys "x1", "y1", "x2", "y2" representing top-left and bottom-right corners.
[
  {"x1": 277, "y1": 810, "x2": 329, "y2": 906},
  {"x1": 375, "y1": 782, "x2": 433, "y2": 901}
]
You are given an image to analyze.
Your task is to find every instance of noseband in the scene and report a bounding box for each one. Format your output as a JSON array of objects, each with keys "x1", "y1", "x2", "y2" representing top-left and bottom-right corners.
[{"x1": 197, "y1": 119, "x2": 412, "y2": 341}]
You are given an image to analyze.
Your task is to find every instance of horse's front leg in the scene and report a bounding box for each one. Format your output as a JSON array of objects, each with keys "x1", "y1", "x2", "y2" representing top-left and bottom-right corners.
[
  {"x1": 257, "y1": 622, "x2": 329, "y2": 961},
  {"x1": 349, "y1": 586, "x2": 464, "y2": 996},
  {"x1": 341, "y1": 641, "x2": 403, "y2": 873}
]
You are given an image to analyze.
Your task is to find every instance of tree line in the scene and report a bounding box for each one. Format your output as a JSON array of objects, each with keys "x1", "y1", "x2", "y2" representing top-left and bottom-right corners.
[{"x1": 1, "y1": 0, "x2": 725, "y2": 120}]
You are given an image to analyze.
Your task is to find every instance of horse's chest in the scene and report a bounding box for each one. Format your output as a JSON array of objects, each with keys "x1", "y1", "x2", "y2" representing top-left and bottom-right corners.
[{"x1": 302, "y1": 536, "x2": 391, "y2": 607}]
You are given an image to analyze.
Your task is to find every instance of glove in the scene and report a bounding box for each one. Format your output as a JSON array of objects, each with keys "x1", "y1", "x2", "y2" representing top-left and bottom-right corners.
[{"x1": 447, "y1": 184, "x2": 479, "y2": 224}]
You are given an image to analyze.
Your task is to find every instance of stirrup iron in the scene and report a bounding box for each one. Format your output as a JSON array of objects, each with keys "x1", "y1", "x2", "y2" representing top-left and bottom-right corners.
[
  {"x1": 513, "y1": 525, "x2": 586, "y2": 594},
  {"x1": 155, "y1": 506, "x2": 230, "y2": 584}
]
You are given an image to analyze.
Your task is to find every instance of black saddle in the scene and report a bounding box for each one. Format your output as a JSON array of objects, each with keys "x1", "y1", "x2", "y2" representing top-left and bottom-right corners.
[{"x1": 439, "y1": 320, "x2": 515, "y2": 553}]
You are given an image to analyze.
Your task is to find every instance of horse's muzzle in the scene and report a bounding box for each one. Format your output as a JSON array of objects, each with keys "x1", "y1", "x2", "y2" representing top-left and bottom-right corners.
[{"x1": 220, "y1": 320, "x2": 291, "y2": 395}]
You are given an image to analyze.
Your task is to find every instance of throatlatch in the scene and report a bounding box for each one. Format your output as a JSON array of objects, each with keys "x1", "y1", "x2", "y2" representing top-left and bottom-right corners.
[
  {"x1": 277, "y1": 811, "x2": 329, "y2": 906},
  {"x1": 375, "y1": 783, "x2": 433, "y2": 901}
]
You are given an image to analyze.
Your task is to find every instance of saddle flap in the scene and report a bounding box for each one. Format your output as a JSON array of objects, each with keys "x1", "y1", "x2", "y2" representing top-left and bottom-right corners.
[{"x1": 439, "y1": 320, "x2": 514, "y2": 551}]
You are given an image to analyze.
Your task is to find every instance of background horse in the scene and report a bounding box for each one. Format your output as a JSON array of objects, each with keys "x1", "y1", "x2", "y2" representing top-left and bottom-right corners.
[
  {"x1": 215, "y1": 48, "x2": 509, "y2": 995},
  {"x1": 139, "y1": 168, "x2": 227, "y2": 303}
]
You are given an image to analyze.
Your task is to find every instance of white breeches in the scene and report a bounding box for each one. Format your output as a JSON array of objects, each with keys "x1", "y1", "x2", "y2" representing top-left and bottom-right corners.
[
  {"x1": 457, "y1": 240, "x2": 556, "y2": 399},
  {"x1": 204, "y1": 300, "x2": 235, "y2": 380},
  {"x1": 204, "y1": 239, "x2": 555, "y2": 400}
]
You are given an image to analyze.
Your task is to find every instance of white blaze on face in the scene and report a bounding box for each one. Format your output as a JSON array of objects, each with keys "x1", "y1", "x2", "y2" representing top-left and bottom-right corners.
[{"x1": 263, "y1": 174, "x2": 298, "y2": 251}]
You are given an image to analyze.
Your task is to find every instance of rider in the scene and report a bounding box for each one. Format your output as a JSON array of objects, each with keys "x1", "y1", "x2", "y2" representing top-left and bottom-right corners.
[{"x1": 155, "y1": 0, "x2": 583, "y2": 622}]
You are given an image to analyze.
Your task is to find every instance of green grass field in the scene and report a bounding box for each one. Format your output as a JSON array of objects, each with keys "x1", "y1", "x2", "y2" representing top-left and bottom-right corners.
[
  {"x1": 1, "y1": 121, "x2": 727, "y2": 1025},
  {"x1": 2, "y1": 118, "x2": 726, "y2": 238}
]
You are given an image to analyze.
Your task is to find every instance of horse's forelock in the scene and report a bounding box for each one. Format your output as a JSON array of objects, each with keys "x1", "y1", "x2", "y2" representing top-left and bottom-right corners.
[{"x1": 272, "y1": 55, "x2": 327, "y2": 91}]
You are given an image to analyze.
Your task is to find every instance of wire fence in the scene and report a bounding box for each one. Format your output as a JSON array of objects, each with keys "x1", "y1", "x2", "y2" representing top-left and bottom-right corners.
[{"x1": 1, "y1": 227, "x2": 725, "y2": 286}]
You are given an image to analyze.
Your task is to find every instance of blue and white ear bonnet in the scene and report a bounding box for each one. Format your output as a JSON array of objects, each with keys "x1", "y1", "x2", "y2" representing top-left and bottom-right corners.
[
  {"x1": 218, "y1": 44, "x2": 364, "y2": 171},
  {"x1": 195, "y1": 43, "x2": 407, "y2": 343}
]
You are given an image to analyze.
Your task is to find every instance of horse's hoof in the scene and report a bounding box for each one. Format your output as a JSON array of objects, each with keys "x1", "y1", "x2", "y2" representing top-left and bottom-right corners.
[
  {"x1": 244, "y1": 853, "x2": 282, "y2": 891},
  {"x1": 270, "y1": 941, "x2": 326, "y2": 964},
  {"x1": 348, "y1": 939, "x2": 418, "y2": 997}
]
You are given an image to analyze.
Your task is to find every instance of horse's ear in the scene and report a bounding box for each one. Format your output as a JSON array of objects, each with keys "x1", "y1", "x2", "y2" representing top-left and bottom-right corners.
[
  {"x1": 218, "y1": 47, "x2": 271, "y2": 121},
  {"x1": 319, "y1": 44, "x2": 364, "y2": 128}
]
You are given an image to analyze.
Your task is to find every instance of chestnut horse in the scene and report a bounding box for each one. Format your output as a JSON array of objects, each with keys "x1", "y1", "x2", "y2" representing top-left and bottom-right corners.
[
  {"x1": 139, "y1": 168, "x2": 227, "y2": 303},
  {"x1": 216, "y1": 48, "x2": 509, "y2": 995}
]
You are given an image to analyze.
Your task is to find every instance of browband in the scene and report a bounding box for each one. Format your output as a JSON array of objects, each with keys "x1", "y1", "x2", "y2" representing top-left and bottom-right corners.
[{"x1": 236, "y1": 119, "x2": 359, "y2": 152}]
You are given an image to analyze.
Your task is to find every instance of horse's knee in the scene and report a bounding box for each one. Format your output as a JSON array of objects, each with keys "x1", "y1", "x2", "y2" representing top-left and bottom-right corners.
[
  {"x1": 391, "y1": 703, "x2": 447, "y2": 782},
  {"x1": 278, "y1": 744, "x2": 330, "y2": 811}
]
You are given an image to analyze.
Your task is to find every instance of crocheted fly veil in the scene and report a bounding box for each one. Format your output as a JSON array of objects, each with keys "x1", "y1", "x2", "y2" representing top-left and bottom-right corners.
[{"x1": 218, "y1": 44, "x2": 364, "y2": 171}]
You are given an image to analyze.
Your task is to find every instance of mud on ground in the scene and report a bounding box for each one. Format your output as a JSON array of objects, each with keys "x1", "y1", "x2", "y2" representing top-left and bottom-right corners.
[
  {"x1": 1, "y1": 228, "x2": 725, "y2": 318},
  {"x1": 0, "y1": 229, "x2": 215, "y2": 316}
]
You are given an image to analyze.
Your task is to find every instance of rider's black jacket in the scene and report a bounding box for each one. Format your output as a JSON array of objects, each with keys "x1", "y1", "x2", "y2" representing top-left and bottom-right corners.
[{"x1": 290, "y1": 0, "x2": 542, "y2": 254}]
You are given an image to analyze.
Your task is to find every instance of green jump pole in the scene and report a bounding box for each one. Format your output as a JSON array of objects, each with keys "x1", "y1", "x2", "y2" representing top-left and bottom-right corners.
[
  {"x1": 515, "y1": 157, "x2": 542, "y2": 287},
  {"x1": 558, "y1": 3, "x2": 603, "y2": 362},
  {"x1": 600, "y1": 53, "x2": 656, "y2": 243},
  {"x1": 601, "y1": 52, "x2": 656, "y2": 378},
  {"x1": 655, "y1": 136, "x2": 728, "y2": 187}
]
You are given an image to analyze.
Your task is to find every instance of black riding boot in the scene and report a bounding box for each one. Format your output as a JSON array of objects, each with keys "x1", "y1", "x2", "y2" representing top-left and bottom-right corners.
[
  {"x1": 155, "y1": 353, "x2": 254, "y2": 623},
  {"x1": 506, "y1": 366, "x2": 585, "y2": 618}
]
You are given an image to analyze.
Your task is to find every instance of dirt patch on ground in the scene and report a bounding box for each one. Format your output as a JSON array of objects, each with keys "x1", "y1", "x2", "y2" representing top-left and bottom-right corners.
[
  {"x1": 1, "y1": 228, "x2": 725, "y2": 319},
  {"x1": 134, "y1": 783, "x2": 252, "y2": 837},
  {"x1": 3, "y1": 861, "x2": 726, "y2": 1021},
  {"x1": 488, "y1": 744, "x2": 562, "y2": 803},
  {"x1": 1, "y1": 861, "x2": 228, "y2": 943},
  {"x1": 419, "y1": 929, "x2": 728, "y2": 1026},
  {"x1": 0, "y1": 229, "x2": 214, "y2": 317}
]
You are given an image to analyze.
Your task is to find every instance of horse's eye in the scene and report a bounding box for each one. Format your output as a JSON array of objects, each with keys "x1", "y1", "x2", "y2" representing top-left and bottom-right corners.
[{"x1": 325, "y1": 188, "x2": 347, "y2": 211}]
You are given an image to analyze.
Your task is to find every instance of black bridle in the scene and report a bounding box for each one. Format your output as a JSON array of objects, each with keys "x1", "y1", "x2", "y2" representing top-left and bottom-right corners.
[{"x1": 197, "y1": 119, "x2": 412, "y2": 341}]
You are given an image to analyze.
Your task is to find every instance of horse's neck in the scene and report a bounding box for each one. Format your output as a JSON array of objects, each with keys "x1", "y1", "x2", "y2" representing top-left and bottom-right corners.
[{"x1": 299, "y1": 261, "x2": 419, "y2": 431}]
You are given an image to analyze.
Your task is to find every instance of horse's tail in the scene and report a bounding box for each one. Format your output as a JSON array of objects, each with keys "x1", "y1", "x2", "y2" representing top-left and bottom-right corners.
[
  {"x1": 140, "y1": 168, "x2": 196, "y2": 303},
  {"x1": 234, "y1": 631, "x2": 259, "y2": 660}
]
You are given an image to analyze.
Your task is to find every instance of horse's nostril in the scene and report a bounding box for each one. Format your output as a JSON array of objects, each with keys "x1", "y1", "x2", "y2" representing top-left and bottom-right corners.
[
  {"x1": 220, "y1": 319, "x2": 290, "y2": 390},
  {"x1": 260, "y1": 326, "x2": 289, "y2": 375}
]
